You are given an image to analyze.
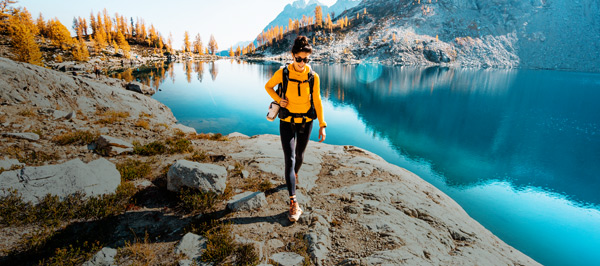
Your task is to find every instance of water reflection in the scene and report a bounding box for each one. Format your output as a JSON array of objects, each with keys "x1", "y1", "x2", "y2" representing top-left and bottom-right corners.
[
  {"x1": 309, "y1": 65, "x2": 600, "y2": 207},
  {"x1": 121, "y1": 61, "x2": 600, "y2": 266}
]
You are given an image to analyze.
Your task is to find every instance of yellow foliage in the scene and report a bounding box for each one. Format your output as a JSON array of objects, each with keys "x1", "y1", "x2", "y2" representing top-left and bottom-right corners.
[
  {"x1": 72, "y1": 38, "x2": 90, "y2": 62},
  {"x1": 46, "y1": 18, "x2": 73, "y2": 50},
  {"x1": 7, "y1": 11, "x2": 43, "y2": 66}
]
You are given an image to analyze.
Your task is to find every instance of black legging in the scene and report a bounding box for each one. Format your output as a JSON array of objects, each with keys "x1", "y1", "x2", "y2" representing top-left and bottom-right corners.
[{"x1": 280, "y1": 120, "x2": 313, "y2": 197}]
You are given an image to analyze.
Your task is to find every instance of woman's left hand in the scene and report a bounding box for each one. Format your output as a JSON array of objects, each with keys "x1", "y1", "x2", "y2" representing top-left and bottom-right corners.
[{"x1": 318, "y1": 126, "x2": 326, "y2": 142}]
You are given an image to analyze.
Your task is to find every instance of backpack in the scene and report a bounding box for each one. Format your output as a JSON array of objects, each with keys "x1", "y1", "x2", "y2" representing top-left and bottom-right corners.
[{"x1": 276, "y1": 63, "x2": 317, "y2": 122}]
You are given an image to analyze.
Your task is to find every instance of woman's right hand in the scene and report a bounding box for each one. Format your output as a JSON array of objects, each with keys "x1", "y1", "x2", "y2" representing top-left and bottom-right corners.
[{"x1": 280, "y1": 97, "x2": 288, "y2": 108}]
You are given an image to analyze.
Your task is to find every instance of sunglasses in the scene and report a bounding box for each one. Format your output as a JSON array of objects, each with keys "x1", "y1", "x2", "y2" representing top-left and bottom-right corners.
[{"x1": 294, "y1": 56, "x2": 310, "y2": 63}]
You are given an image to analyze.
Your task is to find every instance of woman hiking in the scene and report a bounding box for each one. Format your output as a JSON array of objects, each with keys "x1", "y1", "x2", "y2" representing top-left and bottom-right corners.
[{"x1": 265, "y1": 36, "x2": 327, "y2": 222}]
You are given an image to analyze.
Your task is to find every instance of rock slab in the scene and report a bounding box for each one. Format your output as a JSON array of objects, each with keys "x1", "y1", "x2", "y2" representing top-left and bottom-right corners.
[
  {"x1": 227, "y1": 191, "x2": 267, "y2": 212},
  {"x1": 0, "y1": 158, "x2": 121, "y2": 203},
  {"x1": 271, "y1": 252, "x2": 305, "y2": 266},
  {"x1": 1, "y1": 132, "x2": 40, "y2": 141},
  {"x1": 167, "y1": 160, "x2": 227, "y2": 194}
]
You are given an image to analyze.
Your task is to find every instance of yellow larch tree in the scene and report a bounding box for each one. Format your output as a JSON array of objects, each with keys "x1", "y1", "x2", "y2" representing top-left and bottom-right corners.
[
  {"x1": 116, "y1": 30, "x2": 130, "y2": 58},
  {"x1": 208, "y1": 34, "x2": 218, "y2": 55},
  {"x1": 192, "y1": 33, "x2": 202, "y2": 54},
  {"x1": 228, "y1": 47, "x2": 234, "y2": 57},
  {"x1": 183, "y1": 31, "x2": 191, "y2": 54},
  {"x1": 47, "y1": 18, "x2": 73, "y2": 50},
  {"x1": 315, "y1": 5, "x2": 323, "y2": 28},
  {"x1": 7, "y1": 7, "x2": 43, "y2": 65}
]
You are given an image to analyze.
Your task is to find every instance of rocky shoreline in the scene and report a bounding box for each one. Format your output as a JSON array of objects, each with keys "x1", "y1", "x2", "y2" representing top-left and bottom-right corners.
[{"x1": 0, "y1": 57, "x2": 540, "y2": 265}]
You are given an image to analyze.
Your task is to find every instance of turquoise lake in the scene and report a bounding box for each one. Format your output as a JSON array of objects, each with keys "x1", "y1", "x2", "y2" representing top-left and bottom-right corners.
[{"x1": 120, "y1": 60, "x2": 600, "y2": 266}]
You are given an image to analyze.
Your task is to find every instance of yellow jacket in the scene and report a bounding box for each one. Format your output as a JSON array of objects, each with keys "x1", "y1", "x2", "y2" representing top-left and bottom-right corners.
[{"x1": 265, "y1": 64, "x2": 327, "y2": 128}]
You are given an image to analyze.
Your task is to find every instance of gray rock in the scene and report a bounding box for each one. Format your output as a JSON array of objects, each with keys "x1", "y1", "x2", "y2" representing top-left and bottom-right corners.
[
  {"x1": 171, "y1": 123, "x2": 197, "y2": 134},
  {"x1": 267, "y1": 239, "x2": 285, "y2": 250},
  {"x1": 2, "y1": 132, "x2": 40, "y2": 141},
  {"x1": 174, "y1": 233, "x2": 207, "y2": 260},
  {"x1": 241, "y1": 170, "x2": 250, "y2": 179},
  {"x1": 82, "y1": 247, "x2": 117, "y2": 266},
  {"x1": 0, "y1": 158, "x2": 23, "y2": 170},
  {"x1": 167, "y1": 160, "x2": 227, "y2": 194},
  {"x1": 96, "y1": 135, "x2": 134, "y2": 156},
  {"x1": 226, "y1": 132, "x2": 249, "y2": 139},
  {"x1": 227, "y1": 191, "x2": 267, "y2": 212},
  {"x1": 0, "y1": 158, "x2": 121, "y2": 203},
  {"x1": 304, "y1": 214, "x2": 331, "y2": 266},
  {"x1": 125, "y1": 81, "x2": 155, "y2": 95},
  {"x1": 271, "y1": 252, "x2": 305, "y2": 266}
]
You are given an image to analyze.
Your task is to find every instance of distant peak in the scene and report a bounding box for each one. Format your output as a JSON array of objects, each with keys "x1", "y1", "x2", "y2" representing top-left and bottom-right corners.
[{"x1": 291, "y1": 0, "x2": 308, "y2": 9}]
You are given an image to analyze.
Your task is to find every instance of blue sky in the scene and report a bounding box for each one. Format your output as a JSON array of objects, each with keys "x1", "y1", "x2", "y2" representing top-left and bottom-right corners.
[{"x1": 21, "y1": 0, "x2": 337, "y2": 50}]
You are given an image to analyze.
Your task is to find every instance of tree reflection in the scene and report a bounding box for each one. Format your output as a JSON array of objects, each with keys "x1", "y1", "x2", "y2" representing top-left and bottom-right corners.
[
  {"x1": 209, "y1": 61, "x2": 219, "y2": 81},
  {"x1": 194, "y1": 61, "x2": 204, "y2": 82}
]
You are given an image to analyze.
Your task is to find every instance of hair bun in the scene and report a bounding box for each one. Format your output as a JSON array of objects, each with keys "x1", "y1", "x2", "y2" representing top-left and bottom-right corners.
[{"x1": 292, "y1": 35, "x2": 312, "y2": 54}]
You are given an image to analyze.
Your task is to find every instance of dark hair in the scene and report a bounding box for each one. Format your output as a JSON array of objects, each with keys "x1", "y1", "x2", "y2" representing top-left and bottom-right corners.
[{"x1": 291, "y1": 35, "x2": 312, "y2": 54}]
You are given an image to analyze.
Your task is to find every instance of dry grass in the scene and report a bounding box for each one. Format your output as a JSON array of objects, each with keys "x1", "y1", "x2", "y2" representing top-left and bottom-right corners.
[
  {"x1": 116, "y1": 232, "x2": 157, "y2": 266},
  {"x1": 3, "y1": 146, "x2": 58, "y2": 166},
  {"x1": 134, "y1": 119, "x2": 150, "y2": 129},
  {"x1": 186, "y1": 150, "x2": 210, "y2": 163},
  {"x1": 17, "y1": 108, "x2": 36, "y2": 116},
  {"x1": 95, "y1": 110, "x2": 130, "y2": 124},
  {"x1": 52, "y1": 130, "x2": 99, "y2": 145},
  {"x1": 188, "y1": 133, "x2": 229, "y2": 141},
  {"x1": 38, "y1": 241, "x2": 102, "y2": 266},
  {"x1": 241, "y1": 177, "x2": 273, "y2": 193},
  {"x1": 138, "y1": 112, "x2": 153, "y2": 119}
]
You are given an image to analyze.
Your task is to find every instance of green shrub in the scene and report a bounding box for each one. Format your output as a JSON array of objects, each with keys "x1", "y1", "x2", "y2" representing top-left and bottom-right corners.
[
  {"x1": 166, "y1": 137, "x2": 192, "y2": 154},
  {"x1": 133, "y1": 141, "x2": 167, "y2": 156},
  {"x1": 200, "y1": 223, "x2": 236, "y2": 264},
  {"x1": 53, "y1": 130, "x2": 99, "y2": 145},
  {"x1": 234, "y1": 243, "x2": 260, "y2": 266},
  {"x1": 116, "y1": 159, "x2": 152, "y2": 181},
  {"x1": 178, "y1": 188, "x2": 218, "y2": 214},
  {"x1": 0, "y1": 183, "x2": 136, "y2": 227},
  {"x1": 39, "y1": 241, "x2": 102, "y2": 266}
]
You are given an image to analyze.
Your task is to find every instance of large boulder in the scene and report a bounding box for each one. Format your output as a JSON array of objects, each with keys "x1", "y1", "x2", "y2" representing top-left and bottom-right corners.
[
  {"x1": 96, "y1": 135, "x2": 134, "y2": 156},
  {"x1": 226, "y1": 191, "x2": 267, "y2": 212},
  {"x1": 174, "y1": 233, "x2": 207, "y2": 260},
  {"x1": 171, "y1": 124, "x2": 197, "y2": 134},
  {"x1": 0, "y1": 158, "x2": 121, "y2": 203},
  {"x1": 167, "y1": 160, "x2": 227, "y2": 194},
  {"x1": 125, "y1": 81, "x2": 155, "y2": 95}
]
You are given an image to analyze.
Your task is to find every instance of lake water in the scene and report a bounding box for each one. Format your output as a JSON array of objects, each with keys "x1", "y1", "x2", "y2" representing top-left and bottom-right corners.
[{"x1": 115, "y1": 60, "x2": 600, "y2": 266}]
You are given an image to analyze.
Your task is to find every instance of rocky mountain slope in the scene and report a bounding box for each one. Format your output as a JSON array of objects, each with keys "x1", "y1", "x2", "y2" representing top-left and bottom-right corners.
[
  {"x1": 262, "y1": 0, "x2": 361, "y2": 32},
  {"x1": 255, "y1": 0, "x2": 600, "y2": 73},
  {"x1": 0, "y1": 58, "x2": 539, "y2": 265}
]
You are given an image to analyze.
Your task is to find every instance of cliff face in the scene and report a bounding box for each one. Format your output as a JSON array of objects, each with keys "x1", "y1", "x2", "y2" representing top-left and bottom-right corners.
[
  {"x1": 257, "y1": 0, "x2": 600, "y2": 72},
  {"x1": 0, "y1": 58, "x2": 539, "y2": 265}
]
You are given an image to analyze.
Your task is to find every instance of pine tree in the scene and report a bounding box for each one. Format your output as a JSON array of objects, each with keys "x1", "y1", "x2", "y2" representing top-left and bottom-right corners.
[
  {"x1": 72, "y1": 37, "x2": 89, "y2": 62},
  {"x1": 35, "y1": 12, "x2": 45, "y2": 36},
  {"x1": 7, "y1": 10, "x2": 43, "y2": 65},
  {"x1": 228, "y1": 47, "x2": 234, "y2": 57},
  {"x1": 116, "y1": 31, "x2": 130, "y2": 58},
  {"x1": 208, "y1": 34, "x2": 218, "y2": 55},
  {"x1": 235, "y1": 46, "x2": 241, "y2": 56}
]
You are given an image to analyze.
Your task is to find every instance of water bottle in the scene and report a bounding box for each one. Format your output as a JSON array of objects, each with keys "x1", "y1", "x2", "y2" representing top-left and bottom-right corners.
[{"x1": 266, "y1": 101, "x2": 280, "y2": 121}]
